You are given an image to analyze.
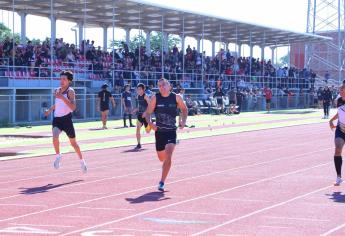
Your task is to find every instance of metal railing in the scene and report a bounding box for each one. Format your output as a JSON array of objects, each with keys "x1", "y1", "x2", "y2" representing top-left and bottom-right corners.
[
  {"x1": 0, "y1": 64, "x2": 316, "y2": 90},
  {"x1": 0, "y1": 92, "x2": 319, "y2": 126}
]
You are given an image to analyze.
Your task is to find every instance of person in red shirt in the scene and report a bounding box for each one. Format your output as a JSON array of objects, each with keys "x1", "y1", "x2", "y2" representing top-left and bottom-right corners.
[{"x1": 263, "y1": 86, "x2": 273, "y2": 113}]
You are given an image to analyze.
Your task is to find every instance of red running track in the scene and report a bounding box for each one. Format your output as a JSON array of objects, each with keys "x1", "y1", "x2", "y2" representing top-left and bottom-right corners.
[{"x1": 0, "y1": 122, "x2": 344, "y2": 235}]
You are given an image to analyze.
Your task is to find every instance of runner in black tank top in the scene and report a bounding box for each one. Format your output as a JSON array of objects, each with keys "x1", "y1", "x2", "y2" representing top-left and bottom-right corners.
[
  {"x1": 133, "y1": 83, "x2": 151, "y2": 150},
  {"x1": 97, "y1": 84, "x2": 116, "y2": 129},
  {"x1": 144, "y1": 78, "x2": 188, "y2": 191}
]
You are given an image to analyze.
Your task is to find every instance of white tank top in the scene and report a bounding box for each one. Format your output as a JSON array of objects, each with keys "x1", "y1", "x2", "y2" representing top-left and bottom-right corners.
[{"x1": 54, "y1": 87, "x2": 74, "y2": 118}]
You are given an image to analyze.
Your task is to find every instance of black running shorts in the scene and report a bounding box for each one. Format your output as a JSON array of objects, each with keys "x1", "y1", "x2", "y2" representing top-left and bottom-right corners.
[
  {"x1": 52, "y1": 113, "x2": 76, "y2": 138},
  {"x1": 155, "y1": 130, "x2": 177, "y2": 152},
  {"x1": 137, "y1": 114, "x2": 148, "y2": 127}
]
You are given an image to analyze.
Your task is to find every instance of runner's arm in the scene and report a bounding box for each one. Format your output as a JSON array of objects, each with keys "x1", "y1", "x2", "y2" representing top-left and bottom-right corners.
[
  {"x1": 176, "y1": 94, "x2": 188, "y2": 129},
  {"x1": 329, "y1": 113, "x2": 338, "y2": 130},
  {"x1": 110, "y1": 96, "x2": 116, "y2": 107},
  {"x1": 45, "y1": 105, "x2": 55, "y2": 116},
  {"x1": 62, "y1": 90, "x2": 77, "y2": 111},
  {"x1": 144, "y1": 95, "x2": 156, "y2": 126}
]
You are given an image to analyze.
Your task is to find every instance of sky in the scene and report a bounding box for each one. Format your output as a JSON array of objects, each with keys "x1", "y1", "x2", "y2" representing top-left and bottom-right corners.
[{"x1": 0, "y1": 0, "x2": 309, "y2": 59}]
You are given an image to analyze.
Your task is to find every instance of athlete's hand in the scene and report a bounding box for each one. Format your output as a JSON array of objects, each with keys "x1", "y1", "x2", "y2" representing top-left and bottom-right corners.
[
  {"x1": 44, "y1": 109, "x2": 50, "y2": 117},
  {"x1": 329, "y1": 121, "x2": 336, "y2": 130},
  {"x1": 179, "y1": 121, "x2": 186, "y2": 129},
  {"x1": 149, "y1": 122, "x2": 157, "y2": 131},
  {"x1": 55, "y1": 91, "x2": 63, "y2": 99}
]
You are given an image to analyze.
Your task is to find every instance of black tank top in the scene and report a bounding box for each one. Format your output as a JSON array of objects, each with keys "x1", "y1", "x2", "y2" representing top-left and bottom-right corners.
[
  {"x1": 155, "y1": 92, "x2": 177, "y2": 132},
  {"x1": 137, "y1": 94, "x2": 148, "y2": 114}
]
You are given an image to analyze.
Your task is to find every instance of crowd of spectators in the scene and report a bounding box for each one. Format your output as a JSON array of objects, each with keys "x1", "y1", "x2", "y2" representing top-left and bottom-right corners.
[{"x1": 0, "y1": 37, "x2": 317, "y2": 91}]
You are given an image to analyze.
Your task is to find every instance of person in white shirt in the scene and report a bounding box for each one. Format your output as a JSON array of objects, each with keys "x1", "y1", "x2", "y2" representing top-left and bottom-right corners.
[
  {"x1": 329, "y1": 85, "x2": 345, "y2": 186},
  {"x1": 45, "y1": 71, "x2": 87, "y2": 173}
]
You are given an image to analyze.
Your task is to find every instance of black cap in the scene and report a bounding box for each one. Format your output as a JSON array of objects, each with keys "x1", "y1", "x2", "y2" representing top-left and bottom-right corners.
[{"x1": 102, "y1": 84, "x2": 108, "y2": 89}]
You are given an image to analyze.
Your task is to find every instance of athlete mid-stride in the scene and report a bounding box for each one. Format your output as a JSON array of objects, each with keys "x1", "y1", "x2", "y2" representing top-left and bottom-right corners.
[
  {"x1": 45, "y1": 71, "x2": 87, "y2": 173},
  {"x1": 144, "y1": 78, "x2": 188, "y2": 191}
]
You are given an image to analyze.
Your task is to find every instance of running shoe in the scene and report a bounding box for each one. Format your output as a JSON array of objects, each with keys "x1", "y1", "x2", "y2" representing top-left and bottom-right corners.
[
  {"x1": 158, "y1": 181, "x2": 165, "y2": 191},
  {"x1": 134, "y1": 144, "x2": 142, "y2": 150},
  {"x1": 334, "y1": 177, "x2": 343, "y2": 186},
  {"x1": 130, "y1": 124, "x2": 136, "y2": 127},
  {"x1": 53, "y1": 155, "x2": 61, "y2": 169},
  {"x1": 81, "y1": 160, "x2": 88, "y2": 174}
]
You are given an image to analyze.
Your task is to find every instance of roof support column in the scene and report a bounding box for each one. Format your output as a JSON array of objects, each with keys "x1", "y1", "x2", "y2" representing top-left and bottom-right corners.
[
  {"x1": 20, "y1": 12, "x2": 27, "y2": 44},
  {"x1": 103, "y1": 26, "x2": 108, "y2": 51},
  {"x1": 250, "y1": 45, "x2": 254, "y2": 59},
  {"x1": 163, "y1": 32, "x2": 169, "y2": 52},
  {"x1": 51, "y1": 15, "x2": 57, "y2": 47},
  {"x1": 181, "y1": 35, "x2": 185, "y2": 53},
  {"x1": 238, "y1": 44, "x2": 242, "y2": 57},
  {"x1": 271, "y1": 47, "x2": 276, "y2": 65},
  {"x1": 212, "y1": 41, "x2": 216, "y2": 58},
  {"x1": 197, "y1": 38, "x2": 201, "y2": 53},
  {"x1": 261, "y1": 46, "x2": 265, "y2": 62},
  {"x1": 125, "y1": 28, "x2": 131, "y2": 46},
  {"x1": 78, "y1": 22, "x2": 84, "y2": 48},
  {"x1": 145, "y1": 30, "x2": 151, "y2": 56}
]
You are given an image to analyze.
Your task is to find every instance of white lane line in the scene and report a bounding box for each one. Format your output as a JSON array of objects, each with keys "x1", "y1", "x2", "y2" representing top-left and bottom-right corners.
[
  {"x1": 0, "y1": 145, "x2": 328, "y2": 202},
  {"x1": 259, "y1": 225, "x2": 291, "y2": 229},
  {"x1": 0, "y1": 148, "x2": 329, "y2": 224},
  {"x1": 212, "y1": 197, "x2": 271, "y2": 203},
  {"x1": 55, "y1": 191, "x2": 107, "y2": 196},
  {"x1": 60, "y1": 215, "x2": 93, "y2": 219},
  {"x1": 0, "y1": 203, "x2": 47, "y2": 207},
  {"x1": 60, "y1": 162, "x2": 331, "y2": 236},
  {"x1": 0, "y1": 133, "x2": 325, "y2": 185},
  {"x1": 321, "y1": 222, "x2": 345, "y2": 235},
  {"x1": 167, "y1": 210, "x2": 230, "y2": 216},
  {"x1": 78, "y1": 207, "x2": 135, "y2": 211},
  {"x1": 9, "y1": 223, "x2": 74, "y2": 228},
  {"x1": 108, "y1": 227, "x2": 179, "y2": 234},
  {"x1": 190, "y1": 185, "x2": 332, "y2": 235},
  {"x1": 266, "y1": 216, "x2": 330, "y2": 222}
]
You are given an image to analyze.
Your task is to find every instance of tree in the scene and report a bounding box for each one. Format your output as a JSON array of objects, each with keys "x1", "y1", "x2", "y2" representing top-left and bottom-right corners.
[
  {"x1": 0, "y1": 23, "x2": 20, "y2": 43},
  {"x1": 150, "y1": 32, "x2": 180, "y2": 51},
  {"x1": 109, "y1": 32, "x2": 181, "y2": 53},
  {"x1": 0, "y1": 23, "x2": 41, "y2": 44},
  {"x1": 278, "y1": 52, "x2": 290, "y2": 67}
]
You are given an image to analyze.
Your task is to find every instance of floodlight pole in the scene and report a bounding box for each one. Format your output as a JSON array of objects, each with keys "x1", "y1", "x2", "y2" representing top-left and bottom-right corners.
[
  {"x1": 12, "y1": 0, "x2": 15, "y2": 87},
  {"x1": 182, "y1": 15, "x2": 185, "y2": 81},
  {"x1": 202, "y1": 19, "x2": 205, "y2": 88},
  {"x1": 219, "y1": 23, "x2": 222, "y2": 75},
  {"x1": 249, "y1": 31, "x2": 252, "y2": 79},
  {"x1": 112, "y1": 0, "x2": 115, "y2": 91},
  {"x1": 50, "y1": 0, "x2": 55, "y2": 88},
  {"x1": 138, "y1": 6, "x2": 141, "y2": 80}
]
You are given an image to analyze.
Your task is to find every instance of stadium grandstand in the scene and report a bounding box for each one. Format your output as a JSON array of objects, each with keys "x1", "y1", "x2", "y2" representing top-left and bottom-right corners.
[{"x1": 0, "y1": 0, "x2": 332, "y2": 125}]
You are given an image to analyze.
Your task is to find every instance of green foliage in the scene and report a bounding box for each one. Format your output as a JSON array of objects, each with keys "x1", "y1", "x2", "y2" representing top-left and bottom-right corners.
[
  {"x1": 0, "y1": 23, "x2": 20, "y2": 43},
  {"x1": 110, "y1": 32, "x2": 181, "y2": 53},
  {"x1": 278, "y1": 52, "x2": 290, "y2": 67}
]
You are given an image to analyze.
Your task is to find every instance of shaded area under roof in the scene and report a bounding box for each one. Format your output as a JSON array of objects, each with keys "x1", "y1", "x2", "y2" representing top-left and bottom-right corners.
[{"x1": 0, "y1": 0, "x2": 331, "y2": 47}]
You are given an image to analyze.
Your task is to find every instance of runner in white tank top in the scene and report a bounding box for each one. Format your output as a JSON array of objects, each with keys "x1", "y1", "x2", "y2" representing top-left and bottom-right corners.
[
  {"x1": 45, "y1": 71, "x2": 87, "y2": 173},
  {"x1": 54, "y1": 87, "x2": 74, "y2": 117},
  {"x1": 329, "y1": 85, "x2": 345, "y2": 186}
]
